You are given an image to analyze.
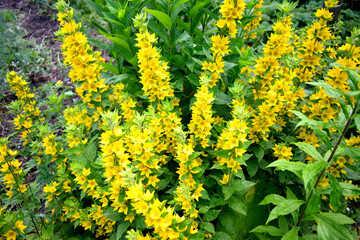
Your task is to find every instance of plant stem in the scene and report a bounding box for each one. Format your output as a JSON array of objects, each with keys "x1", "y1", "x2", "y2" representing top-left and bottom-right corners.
[
  {"x1": 297, "y1": 99, "x2": 359, "y2": 227},
  {"x1": 5, "y1": 157, "x2": 41, "y2": 236}
]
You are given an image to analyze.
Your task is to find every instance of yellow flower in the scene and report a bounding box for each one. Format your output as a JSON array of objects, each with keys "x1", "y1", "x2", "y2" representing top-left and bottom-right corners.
[
  {"x1": 220, "y1": 174, "x2": 230, "y2": 184},
  {"x1": 82, "y1": 167, "x2": 91, "y2": 177},
  {"x1": 17, "y1": 184, "x2": 27, "y2": 193},
  {"x1": 4, "y1": 230, "x2": 17, "y2": 240},
  {"x1": 210, "y1": 35, "x2": 231, "y2": 56},
  {"x1": 15, "y1": 220, "x2": 27, "y2": 233},
  {"x1": 314, "y1": 8, "x2": 333, "y2": 20},
  {"x1": 325, "y1": 0, "x2": 338, "y2": 8}
]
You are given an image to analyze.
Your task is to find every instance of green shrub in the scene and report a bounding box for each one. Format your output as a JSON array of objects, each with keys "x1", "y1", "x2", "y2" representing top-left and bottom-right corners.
[{"x1": 1, "y1": 0, "x2": 360, "y2": 239}]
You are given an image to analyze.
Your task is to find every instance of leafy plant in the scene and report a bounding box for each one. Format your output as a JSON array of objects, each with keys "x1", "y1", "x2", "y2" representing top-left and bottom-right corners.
[{"x1": 1, "y1": 0, "x2": 360, "y2": 239}]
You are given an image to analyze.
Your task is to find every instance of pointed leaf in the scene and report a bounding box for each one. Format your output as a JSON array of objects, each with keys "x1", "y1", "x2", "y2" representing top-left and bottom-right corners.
[
  {"x1": 116, "y1": 221, "x2": 130, "y2": 240},
  {"x1": 145, "y1": 9, "x2": 173, "y2": 31},
  {"x1": 281, "y1": 227, "x2": 298, "y2": 240},
  {"x1": 267, "y1": 159, "x2": 305, "y2": 180},
  {"x1": 302, "y1": 160, "x2": 327, "y2": 198},
  {"x1": 259, "y1": 194, "x2": 285, "y2": 206},
  {"x1": 294, "y1": 142, "x2": 324, "y2": 161},
  {"x1": 229, "y1": 196, "x2": 247, "y2": 215},
  {"x1": 329, "y1": 174, "x2": 343, "y2": 212},
  {"x1": 313, "y1": 213, "x2": 354, "y2": 240},
  {"x1": 250, "y1": 225, "x2": 283, "y2": 237},
  {"x1": 266, "y1": 200, "x2": 304, "y2": 224}
]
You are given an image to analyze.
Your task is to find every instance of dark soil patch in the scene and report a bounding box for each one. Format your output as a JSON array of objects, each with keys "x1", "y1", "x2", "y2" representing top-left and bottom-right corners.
[{"x1": 1, "y1": 0, "x2": 61, "y2": 48}]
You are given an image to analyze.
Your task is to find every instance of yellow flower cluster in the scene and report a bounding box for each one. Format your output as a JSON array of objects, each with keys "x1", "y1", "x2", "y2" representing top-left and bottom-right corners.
[
  {"x1": 6, "y1": 72, "x2": 41, "y2": 145},
  {"x1": 272, "y1": 144, "x2": 293, "y2": 161},
  {"x1": 135, "y1": 30, "x2": 174, "y2": 102},
  {"x1": 152, "y1": 102, "x2": 182, "y2": 154},
  {"x1": 109, "y1": 83, "x2": 136, "y2": 123},
  {"x1": 42, "y1": 134, "x2": 58, "y2": 156},
  {"x1": 190, "y1": 15, "x2": 235, "y2": 147},
  {"x1": 126, "y1": 182, "x2": 185, "y2": 239},
  {"x1": 43, "y1": 181, "x2": 59, "y2": 202},
  {"x1": 324, "y1": 0, "x2": 338, "y2": 8},
  {"x1": 58, "y1": 9, "x2": 108, "y2": 107},
  {"x1": 215, "y1": 85, "x2": 250, "y2": 179},
  {"x1": 216, "y1": 0, "x2": 246, "y2": 37},
  {"x1": 0, "y1": 141, "x2": 26, "y2": 199},
  {"x1": 247, "y1": 16, "x2": 306, "y2": 143},
  {"x1": 2, "y1": 219, "x2": 27, "y2": 240},
  {"x1": 174, "y1": 143, "x2": 204, "y2": 217},
  {"x1": 326, "y1": 55, "x2": 359, "y2": 93},
  {"x1": 202, "y1": 35, "x2": 228, "y2": 80},
  {"x1": 64, "y1": 106, "x2": 92, "y2": 148},
  {"x1": 188, "y1": 83, "x2": 215, "y2": 147}
]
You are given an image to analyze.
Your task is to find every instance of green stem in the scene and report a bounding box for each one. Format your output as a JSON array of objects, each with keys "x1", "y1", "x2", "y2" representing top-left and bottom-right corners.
[
  {"x1": 5, "y1": 157, "x2": 41, "y2": 236},
  {"x1": 24, "y1": 173, "x2": 46, "y2": 226},
  {"x1": 297, "y1": 99, "x2": 360, "y2": 228}
]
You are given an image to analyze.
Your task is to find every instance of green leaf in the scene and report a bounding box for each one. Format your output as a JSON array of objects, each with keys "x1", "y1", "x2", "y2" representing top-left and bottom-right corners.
[
  {"x1": 86, "y1": 142, "x2": 97, "y2": 162},
  {"x1": 355, "y1": 115, "x2": 360, "y2": 132},
  {"x1": 145, "y1": 9, "x2": 173, "y2": 31},
  {"x1": 116, "y1": 221, "x2": 130, "y2": 240},
  {"x1": 223, "y1": 180, "x2": 256, "y2": 200},
  {"x1": 85, "y1": 0, "x2": 104, "y2": 15},
  {"x1": 189, "y1": 0, "x2": 211, "y2": 18},
  {"x1": 224, "y1": 61, "x2": 238, "y2": 71},
  {"x1": 267, "y1": 159, "x2": 305, "y2": 180},
  {"x1": 214, "y1": 91, "x2": 232, "y2": 105},
  {"x1": 306, "y1": 81, "x2": 343, "y2": 99},
  {"x1": 88, "y1": 20, "x2": 108, "y2": 35},
  {"x1": 302, "y1": 160, "x2": 327, "y2": 198},
  {"x1": 290, "y1": 110, "x2": 332, "y2": 148},
  {"x1": 213, "y1": 232, "x2": 232, "y2": 240},
  {"x1": 98, "y1": 62, "x2": 119, "y2": 74},
  {"x1": 305, "y1": 188, "x2": 320, "y2": 215},
  {"x1": 329, "y1": 174, "x2": 343, "y2": 212},
  {"x1": 313, "y1": 213, "x2": 354, "y2": 240},
  {"x1": 203, "y1": 209, "x2": 221, "y2": 222},
  {"x1": 266, "y1": 199, "x2": 305, "y2": 224},
  {"x1": 147, "y1": 19, "x2": 169, "y2": 46},
  {"x1": 189, "y1": 152, "x2": 202, "y2": 161},
  {"x1": 103, "y1": 207, "x2": 122, "y2": 221},
  {"x1": 200, "y1": 222, "x2": 215, "y2": 234},
  {"x1": 301, "y1": 234, "x2": 318, "y2": 240},
  {"x1": 104, "y1": 74, "x2": 134, "y2": 85},
  {"x1": 250, "y1": 225, "x2": 283, "y2": 236},
  {"x1": 253, "y1": 145, "x2": 264, "y2": 160},
  {"x1": 281, "y1": 227, "x2": 298, "y2": 240},
  {"x1": 172, "y1": 0, "x2": 190, "y2": 11},
  {"x1": 341, "y1": 145, "x2": 360, "y2": 159},
  {"x1": 294, "y1": 142, "x2": 324, "y2": 161},
  {"x1": 347, "y1": 91, "x2": 360, "y2": 96},
  {"x1": 319, "y1": 212, "x2": 355, "y2": 224},
  {"x1": 88, "y1": 38, "x2": 112, "y2": 54},
  {"x1": 340, "y1": 182, "x2": 360, "y2": 197},
  {"x1": 259, "y1": 194, "x2": 285, "y2": 206},
  {"x1": 229, "y1": 196, "x2": 247, "y2": 215},
  {"x1": 278, "y1": 216, "x2": 289, "y2": 233},
  {"x1": 214, "y1": 149, "x2": 232, "y2": 158},
  {"x1": 106, "y1": 36, "x2": 133, "y2": 59},
  {"x1": 345, "y1": 69, "x2": 359, "y2": 91},
  {"x1": 253, "y1": 233, "x2": 271, "y2": 240},
  {"x1": 189, "y1": 232, "x2": 206, "y2": 240}
]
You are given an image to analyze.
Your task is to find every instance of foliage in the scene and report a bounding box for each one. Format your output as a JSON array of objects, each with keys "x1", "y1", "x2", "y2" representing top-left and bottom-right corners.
[{"x1": 1, "y1": 0, "x2": 360, "y2": 239}]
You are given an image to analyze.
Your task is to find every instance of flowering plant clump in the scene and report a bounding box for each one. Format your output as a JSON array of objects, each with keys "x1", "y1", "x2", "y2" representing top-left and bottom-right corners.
[{"x1": 1, "y1": 0, "x2": 360, "y2": 239}]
